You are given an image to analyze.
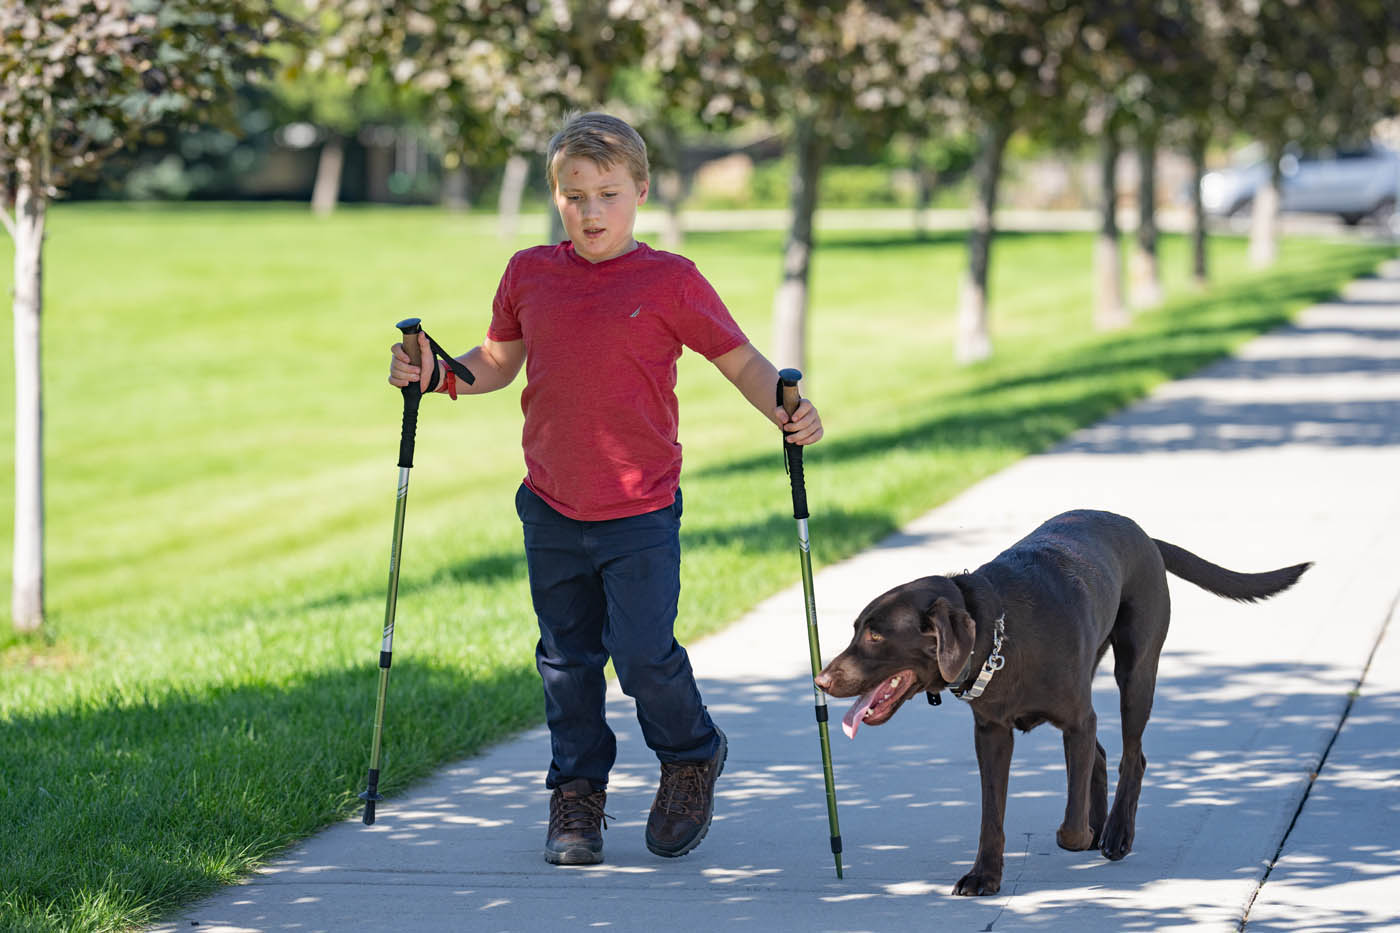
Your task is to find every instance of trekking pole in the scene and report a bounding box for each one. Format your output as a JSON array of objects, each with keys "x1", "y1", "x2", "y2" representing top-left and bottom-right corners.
[
  {"x1": 778, "y1": 368, "x2": 843, "y2": 879},
  {"x1": 359, "y1": 317, "x2": 473, "y2": 825}
]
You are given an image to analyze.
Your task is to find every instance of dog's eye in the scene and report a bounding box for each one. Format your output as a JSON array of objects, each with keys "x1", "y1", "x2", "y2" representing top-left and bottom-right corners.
[{"x1": 865, "y1": 630, "x2": 883, "y2": 644}]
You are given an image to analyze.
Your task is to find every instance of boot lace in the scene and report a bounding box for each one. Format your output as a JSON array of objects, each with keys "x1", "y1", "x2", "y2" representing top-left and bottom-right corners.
[
  {"x1": 654, "y1": 761, "x2": 706, "y2": 819},
  {"x1": 550, "y1": 789, "x2": 609, "y2": 835}
]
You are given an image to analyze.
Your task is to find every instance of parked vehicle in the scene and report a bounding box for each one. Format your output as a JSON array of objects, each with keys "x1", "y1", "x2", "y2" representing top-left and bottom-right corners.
[{"x1": 1200, "y1": 141, "x2": 1400, "y2": 225}]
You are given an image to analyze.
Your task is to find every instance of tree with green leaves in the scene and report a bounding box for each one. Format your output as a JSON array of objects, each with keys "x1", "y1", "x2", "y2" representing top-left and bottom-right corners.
[
  {"x1": 274, "y1": 61, "x2": 403, "y2": 214},
  {"x1": 1105, "y1": 1, "x2": 1202, "y2": 310},
  {"x1": 1221, "y1": 0, "x2": 1398, "y2": 266},
  {"x1": 0, "y1": 0, "x2": 284, "y2": 632},
  {"x1": 1166, "y1": 0, "x2": 1233, "y2": 288},
  {"x1": 657, "y1": 0, "x2": 909, "y2": 376},
  {"x1": 926, "y1": 0, "x2": 1084, "y2": 360},
  {"x1": 304, "y1": 0, "x2": 665, "y2": 240},
  {"x1": 1072, "y1": 1, "x2": 1202, "y2": 323}
]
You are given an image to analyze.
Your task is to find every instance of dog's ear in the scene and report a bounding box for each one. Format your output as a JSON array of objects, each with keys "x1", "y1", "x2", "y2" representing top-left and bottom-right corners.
[{"x1": 923, "y1": 597, "x2": 976, "y2": 682}]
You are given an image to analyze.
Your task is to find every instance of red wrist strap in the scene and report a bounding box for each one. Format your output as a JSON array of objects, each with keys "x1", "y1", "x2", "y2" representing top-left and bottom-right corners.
[{"x1": 444, "y1": 369, "x2": 457, "y2": 400}]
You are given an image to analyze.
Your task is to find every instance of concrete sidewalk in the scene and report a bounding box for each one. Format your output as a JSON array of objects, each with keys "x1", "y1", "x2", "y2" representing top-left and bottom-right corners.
[{"x1": 153, "y1": 260, "x2": 1400, "y2": 933}]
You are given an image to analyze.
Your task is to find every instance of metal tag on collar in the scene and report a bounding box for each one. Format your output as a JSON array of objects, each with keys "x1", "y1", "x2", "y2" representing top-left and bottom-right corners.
[{"x1": 956, "y1": 614, "x2": 1007, "y2": 702}]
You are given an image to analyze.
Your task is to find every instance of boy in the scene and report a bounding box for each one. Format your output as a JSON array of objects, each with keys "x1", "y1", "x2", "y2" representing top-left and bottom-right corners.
[{"x1": 388, "y1": 112, "x2": 822, "y2": 866}]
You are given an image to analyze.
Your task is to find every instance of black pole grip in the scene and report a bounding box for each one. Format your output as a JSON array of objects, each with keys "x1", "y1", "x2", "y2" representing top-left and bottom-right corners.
[
  {"x1": 777, "y1": 369, "x2": 809, "y2": 520},
  {"x1": 396, "y1": 319, "x2": 424, "y2": 468},
  {"x1": 785, "y1": 444, "x2": 809, "y2": 519}
]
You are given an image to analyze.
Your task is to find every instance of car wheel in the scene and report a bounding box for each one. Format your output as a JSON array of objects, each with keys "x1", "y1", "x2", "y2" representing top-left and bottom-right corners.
[{"x1": 1368, "y1": 197, "x2": 1396, "y2": 227}]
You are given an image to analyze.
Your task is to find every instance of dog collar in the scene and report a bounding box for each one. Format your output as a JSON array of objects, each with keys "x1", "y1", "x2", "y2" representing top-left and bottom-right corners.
[{"x1": 950, "y1": 613, "x2": 1007, "y2": 702}]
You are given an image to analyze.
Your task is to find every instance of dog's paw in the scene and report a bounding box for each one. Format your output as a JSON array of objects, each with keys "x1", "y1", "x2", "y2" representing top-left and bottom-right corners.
[
  {"x1": 1100, "y1": 817, "x2": 1135, "y2": 861},
  {"x1": 952, "y1": 870, "x2": 1001, "y2": 896},
  {"x1": 1056, "y1": 824, "x2": 1096, "y2": 851}
]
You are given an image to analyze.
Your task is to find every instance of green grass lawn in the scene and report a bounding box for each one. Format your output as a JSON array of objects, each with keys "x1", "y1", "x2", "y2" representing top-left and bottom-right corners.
[{"x1": 0, "y1": 202, "x2": 1392, "y2": 932}]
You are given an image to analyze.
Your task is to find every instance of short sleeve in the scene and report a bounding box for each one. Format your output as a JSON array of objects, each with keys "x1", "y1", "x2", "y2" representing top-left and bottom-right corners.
[
  {"x1": 487, "y1": 253, "x2": 523, "y2": 343},
  {"x1": 674, "y1": 265, "x2": 748, "y2": 360}
]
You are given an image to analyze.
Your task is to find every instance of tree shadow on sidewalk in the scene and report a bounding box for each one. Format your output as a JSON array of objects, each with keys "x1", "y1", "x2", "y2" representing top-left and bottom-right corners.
[{"x1": 160, "y1": 653, "x2": 1396, "y2": 932}]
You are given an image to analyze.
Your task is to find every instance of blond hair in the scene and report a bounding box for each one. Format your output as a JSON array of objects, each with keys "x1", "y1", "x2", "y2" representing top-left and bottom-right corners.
[{"x1": 545, "y1": 112, "x2": 650, "y2": 192}]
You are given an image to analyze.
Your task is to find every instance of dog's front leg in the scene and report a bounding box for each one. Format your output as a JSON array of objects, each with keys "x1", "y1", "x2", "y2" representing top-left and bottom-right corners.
[{"x1": 953, "y1": 720, "x2": 1013, "y2": 896}]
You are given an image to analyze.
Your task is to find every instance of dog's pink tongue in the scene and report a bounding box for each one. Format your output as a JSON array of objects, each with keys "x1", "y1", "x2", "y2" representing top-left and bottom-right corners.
[{"x1": 840, "y1": 688, "x2": 881, "y2": 739}]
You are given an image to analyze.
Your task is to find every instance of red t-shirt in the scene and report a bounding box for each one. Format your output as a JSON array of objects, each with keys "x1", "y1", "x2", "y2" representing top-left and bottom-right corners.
[{"x1": 487, "y1": 242, "x2": 749, "y2": 521}]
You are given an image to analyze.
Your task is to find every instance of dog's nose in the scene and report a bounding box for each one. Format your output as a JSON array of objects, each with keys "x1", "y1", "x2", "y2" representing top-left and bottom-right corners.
[{"x1": 814, "y1": 670, "x2": 833, "y2": 691}]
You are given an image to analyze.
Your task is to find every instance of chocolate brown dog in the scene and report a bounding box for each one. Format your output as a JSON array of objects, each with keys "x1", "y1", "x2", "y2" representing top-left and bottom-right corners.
[{"x1": 815, "y1": 509, "x2": 1310, "y2": 896}]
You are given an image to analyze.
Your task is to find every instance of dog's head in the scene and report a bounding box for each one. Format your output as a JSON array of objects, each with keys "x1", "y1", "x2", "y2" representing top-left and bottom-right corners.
[{"x1": 815, "y1": 576, "x2": 977, "y2": 738}]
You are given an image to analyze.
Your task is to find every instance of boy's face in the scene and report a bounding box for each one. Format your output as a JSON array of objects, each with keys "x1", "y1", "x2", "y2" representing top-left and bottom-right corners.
[{"x1": 552, "y1": 155, "x2": 649, "y2": 263}]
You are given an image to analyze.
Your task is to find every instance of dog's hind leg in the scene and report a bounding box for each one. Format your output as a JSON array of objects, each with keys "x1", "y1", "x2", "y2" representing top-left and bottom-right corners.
[
  {"x1": 1101, "y1": 596, "x2": 1169, "y2": 861},
  {"x1": 1090, "y1": 740, "x2": 1108, "y2": 847},
  {"x1": 1057, "y1": 711, "x2": 1100, "y2": 851}
]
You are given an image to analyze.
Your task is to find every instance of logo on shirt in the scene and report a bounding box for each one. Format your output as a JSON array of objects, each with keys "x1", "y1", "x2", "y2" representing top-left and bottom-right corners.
[{"x1": 629, "y1": 306, "x2": 641, "y2": 318}]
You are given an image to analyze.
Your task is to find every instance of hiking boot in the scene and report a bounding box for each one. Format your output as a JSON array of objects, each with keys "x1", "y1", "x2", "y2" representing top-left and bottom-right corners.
[
  {"x1": 645, "y1": 728, "x2": 727, "y2": 858},
  {"x1": 544, "y1": 778, "x2": 608, "y2": 865}
]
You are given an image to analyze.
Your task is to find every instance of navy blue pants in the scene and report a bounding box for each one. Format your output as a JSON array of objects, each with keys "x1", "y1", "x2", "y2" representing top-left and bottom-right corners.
[{"x1": 516, "y1": 483, "x2": 721, "y2": 791}]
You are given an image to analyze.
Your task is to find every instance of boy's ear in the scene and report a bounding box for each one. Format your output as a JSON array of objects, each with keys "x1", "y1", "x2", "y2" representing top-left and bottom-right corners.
[
  {"x1": 923, "y1": 597, "x2": 976, "y2": 682},
  {"x1": 636, "y1": 179, "x2": 649, "y2": 204}
]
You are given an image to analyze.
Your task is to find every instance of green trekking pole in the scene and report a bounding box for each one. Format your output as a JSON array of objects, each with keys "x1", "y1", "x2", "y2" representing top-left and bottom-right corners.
[
  {"x1": 359, "y1": 317, "x2": 472, "y2": 825},
  {"x1": 778, "y1": 368, "x2": 843, "y2": 879}
]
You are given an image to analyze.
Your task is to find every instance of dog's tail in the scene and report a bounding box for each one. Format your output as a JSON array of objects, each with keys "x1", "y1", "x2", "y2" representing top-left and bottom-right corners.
[{"x1": 1153, "y1": 539, "x2": 1312, "y2": 603}]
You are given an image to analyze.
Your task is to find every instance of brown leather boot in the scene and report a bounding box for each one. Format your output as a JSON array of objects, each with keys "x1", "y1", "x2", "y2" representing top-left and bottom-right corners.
[
  {"x1": 544, "y1": 778, "x2": 608, "y2": 865},
  {"x1": 645, "y1": 728, "x2": 727, "y2": 858}
]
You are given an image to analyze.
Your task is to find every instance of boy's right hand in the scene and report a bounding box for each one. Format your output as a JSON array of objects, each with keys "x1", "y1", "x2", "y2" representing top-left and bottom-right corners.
[{"x1": 388, "y1": 332, "x2": 434, "y2": 392}]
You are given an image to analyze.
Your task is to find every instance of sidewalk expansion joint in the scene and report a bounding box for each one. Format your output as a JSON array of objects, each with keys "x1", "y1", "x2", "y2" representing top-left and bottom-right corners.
[{"x1": 1237, "y1": 584, "x2": 1400, "y2": 931}]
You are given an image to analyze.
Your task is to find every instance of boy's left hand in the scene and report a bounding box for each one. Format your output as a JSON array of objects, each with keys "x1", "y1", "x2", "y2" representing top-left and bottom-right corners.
[{"x1": 776, "y1": 398, "x2": 823, "y2": 445}]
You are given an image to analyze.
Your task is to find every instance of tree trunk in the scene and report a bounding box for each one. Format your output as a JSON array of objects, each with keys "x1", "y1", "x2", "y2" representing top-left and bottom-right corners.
[
  {"x1": 441, "y1": 161, "x2": 470, "y2": 211},
  {"x1": 11, "y1": 176, "x2": 45, "y2": 632},
  {"x1": 773, "y1": 115, "x2": 824, "y2": 375},
  {"x1": 1095, "y1": 125, "x2": 1128, "y2": 330},
  {"x1": 912, "y1": 147, "x2": 935, "y2": 242},
  {"x1": 652, "y1": 123, "x2": 686, "y2": 251},
  {"x1": 1249, "y1": 142, "x2": 1282, "y2": 268},
  {"x1": 1129, "y1": 131, "x2": 1163, "y2": 309},
  {"x1": 956, "y1": 118, "x2": 1010, "y2": 363},
  {"x1": 498, "y1": 152, "x2": 529, "y2": 243},
  {"x1": 656, "y1": 170, "x2": 685, "y2": 251},
  {"x1": 310, "y1": 132, "x2": 344, "y2": 216},
  {"x1": 1188, "y1": 127, "x2": 1209, "y2": 287}
]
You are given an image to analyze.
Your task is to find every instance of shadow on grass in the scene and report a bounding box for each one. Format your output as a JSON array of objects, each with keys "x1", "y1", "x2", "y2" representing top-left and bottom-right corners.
[
  {"x1": 0, "y1": 660, "x2": 541, "y2": 933},
  {"x1": 810, "y1": 228, "x2": 1045, "y2": 251},
  {"x1": 698, "y1": 248, "x2": 1393, "y2": 481}
]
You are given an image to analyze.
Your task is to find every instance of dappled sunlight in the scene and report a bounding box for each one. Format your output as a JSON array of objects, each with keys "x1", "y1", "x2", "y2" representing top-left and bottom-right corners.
[
  {"x1": 170, "y1": 647, "x2": 1391, "y2": 931},
  {"x1": 701, "y1": 867, "x2": 784, "y2": 884},
  {"x1": 883, "y1": 879, "x2": 943, "y2": 896}
]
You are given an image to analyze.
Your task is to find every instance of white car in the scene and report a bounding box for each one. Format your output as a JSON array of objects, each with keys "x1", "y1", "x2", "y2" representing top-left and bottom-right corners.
[{"x1": 1200, "y1": 141, "x2": 1400, "y2": 225}]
